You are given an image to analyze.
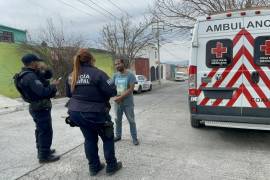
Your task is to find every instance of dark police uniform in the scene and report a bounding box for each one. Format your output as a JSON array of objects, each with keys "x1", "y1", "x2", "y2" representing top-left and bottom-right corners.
[
  {"x1": 19, "y1": 67, "x2": 57, "y2": 159},
  {"x1": 67, "y1": 63, "x2": 119, "y2": 174}
]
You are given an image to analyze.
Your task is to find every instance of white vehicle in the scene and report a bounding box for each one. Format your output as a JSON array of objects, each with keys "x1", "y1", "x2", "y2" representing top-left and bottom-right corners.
[
  {"x1": 175, "y1": 72, "x2": 187, "y2": 81},
  {"x1": 189, "y1": 9, "x2": 270, "y2": 130},
  {"x1": 134, "y1": 75, "x2": 152, "y2": 93}
]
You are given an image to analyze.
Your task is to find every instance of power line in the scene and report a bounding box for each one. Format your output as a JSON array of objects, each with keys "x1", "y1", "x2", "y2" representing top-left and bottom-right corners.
[
  {"x1": 56, "y1": 0, "x2": 93, "y2": 17},
  {"x1": 105, "y1": 0, "x2": 129, "y2": 15},
  {"x1": 162, "y1": 46, "x2": 185, "y2": 59},
  {"x1": 76, "y1": 0, "x2": 115, "y2": 20},
  {"x1": 87, "y1": 0, "x2": 119, "y2": 19}
]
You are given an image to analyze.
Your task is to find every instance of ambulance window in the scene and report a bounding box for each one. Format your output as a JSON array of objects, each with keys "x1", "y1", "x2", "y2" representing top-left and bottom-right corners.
[
  {"x1": 206, "y1": 39, "x2": 233, "y2": 68},
  {"x1": 254, "y1": 36, "x2": 270, "y2": 66}
]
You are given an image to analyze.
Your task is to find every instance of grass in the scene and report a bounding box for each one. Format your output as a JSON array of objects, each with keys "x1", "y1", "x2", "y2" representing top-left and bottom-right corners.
[
  {"x1": 0, "y1": 43, "x2": 25, "y2": 98},
  {"x1": 92, "y1": 51, "x2": 114, "y2": 77},
  {"x1": 0, "y1": 43, "x2": 114, "y2": 98}
]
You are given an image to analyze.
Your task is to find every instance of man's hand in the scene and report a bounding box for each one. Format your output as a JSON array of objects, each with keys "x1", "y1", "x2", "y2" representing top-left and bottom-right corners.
[
  {"x1": 52, "y1": 79, "x2": 61, "y2": 85},
  {"x1": 114, "y1": 96, "x2": 123, "y2": 104}
]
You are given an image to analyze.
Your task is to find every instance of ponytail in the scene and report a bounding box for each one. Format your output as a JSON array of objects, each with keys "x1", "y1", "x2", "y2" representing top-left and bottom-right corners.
[{"x1": 71, "y1": 55, "x2": 81, "y2": 92}]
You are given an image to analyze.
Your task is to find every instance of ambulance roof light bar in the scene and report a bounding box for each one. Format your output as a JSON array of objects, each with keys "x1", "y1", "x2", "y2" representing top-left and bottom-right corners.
[
  {"x1": 226, "y1": 13, "x2": 232, "y2": 17},
  {"x1": 205, "y1": 10, "x2": 263, "y2": 20},
  {"x1": 255, "y1": 10, "x2": 261, "y2": 14}
]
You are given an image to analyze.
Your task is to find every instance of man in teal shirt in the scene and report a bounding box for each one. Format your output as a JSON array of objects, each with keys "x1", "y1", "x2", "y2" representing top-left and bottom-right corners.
[{"x1": 113, "y1": 58, "x2": 139, "y2": 145}]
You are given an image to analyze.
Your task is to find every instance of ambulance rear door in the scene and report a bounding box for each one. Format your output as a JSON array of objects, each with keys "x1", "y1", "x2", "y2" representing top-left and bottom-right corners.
[
  {"x1": 196, "y1": 17, "x2": 244, "y2": 117},
  {"x1": 242, "y1": 14, "x2": 270, "y2": 122}
]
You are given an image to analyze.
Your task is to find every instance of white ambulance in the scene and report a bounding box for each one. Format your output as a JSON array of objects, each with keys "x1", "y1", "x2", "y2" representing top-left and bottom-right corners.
[{"x1": 189, "y1": 9, "x2": 270, "y2": 130}]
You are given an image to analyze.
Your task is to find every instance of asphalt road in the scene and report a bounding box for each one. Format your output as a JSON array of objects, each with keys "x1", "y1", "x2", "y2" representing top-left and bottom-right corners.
[{"x1": 1, "y1": 81, "x2": 270, "y2": 180}]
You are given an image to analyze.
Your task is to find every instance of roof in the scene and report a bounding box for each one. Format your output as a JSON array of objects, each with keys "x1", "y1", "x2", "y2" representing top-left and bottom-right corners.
[{"x1": 0, "y1": 24, "x2": 26, "y2": 33}]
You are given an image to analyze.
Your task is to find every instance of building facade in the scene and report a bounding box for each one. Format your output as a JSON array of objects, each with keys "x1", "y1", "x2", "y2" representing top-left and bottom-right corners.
[
  {"x1": 0, "y1": 24, "x2": 26, "y2": 43},
  {"x1": 138, "y1": 45, "x2": 159, "y2": 81}
]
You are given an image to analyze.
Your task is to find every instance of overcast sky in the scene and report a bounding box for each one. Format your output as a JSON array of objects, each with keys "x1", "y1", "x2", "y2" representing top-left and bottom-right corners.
[{"x1": 0, "y1": 0, "x2": 190, "y2": 62}]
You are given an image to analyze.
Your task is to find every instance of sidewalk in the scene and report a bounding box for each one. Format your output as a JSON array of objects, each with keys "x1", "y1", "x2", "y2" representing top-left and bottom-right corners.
[
  {"x1": 0, "y1": 95, "x2": 25, "y2": 115},
  {"x1": 0, "y1": 96, "x2": 69, "y2": 115}
]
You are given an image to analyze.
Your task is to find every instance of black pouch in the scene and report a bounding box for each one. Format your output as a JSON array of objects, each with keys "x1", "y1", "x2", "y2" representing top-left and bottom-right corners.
[
  {"x1": 30, "y1": 99, "x2": 52, "y2": 111},
  {"x1": 103, "y1": 121, "x2": 114, "y2": 138},
  {"x1": 65, "y1": 116, "x2": 77, "y2": 127}
]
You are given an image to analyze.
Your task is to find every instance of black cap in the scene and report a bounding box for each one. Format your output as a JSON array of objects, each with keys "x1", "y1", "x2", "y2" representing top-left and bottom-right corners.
[{"x1": 21, "y1": 54, "x2": 43, "y2": 65}]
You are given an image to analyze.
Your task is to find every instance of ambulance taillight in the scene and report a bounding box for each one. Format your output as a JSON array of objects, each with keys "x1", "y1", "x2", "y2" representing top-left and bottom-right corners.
[{"x1": 189, "y1": 65, "x2": 197, "y2": 96}]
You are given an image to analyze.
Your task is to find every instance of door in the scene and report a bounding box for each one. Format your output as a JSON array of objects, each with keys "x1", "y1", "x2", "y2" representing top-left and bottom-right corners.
[
  {"x1": 196, "y1": 17, "x2": 244, "y2": 117},
  {"x1": 241, "y1": 15, "x2": 270, "y2": 119}
]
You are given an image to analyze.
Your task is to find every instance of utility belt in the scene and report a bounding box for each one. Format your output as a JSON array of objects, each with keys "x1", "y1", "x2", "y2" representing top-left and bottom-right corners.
[
  {"x1": 66, "y1": 112, "x2": 114, "y2": 138},
  {"x1": 30, "y1": 99, "x2": 52, "y2": 111}
]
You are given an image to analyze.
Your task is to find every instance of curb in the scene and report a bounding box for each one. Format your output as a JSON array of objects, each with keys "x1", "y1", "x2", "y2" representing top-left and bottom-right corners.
[{"x1": 0, "y1": 98, "x2": 69, "y2": 115}]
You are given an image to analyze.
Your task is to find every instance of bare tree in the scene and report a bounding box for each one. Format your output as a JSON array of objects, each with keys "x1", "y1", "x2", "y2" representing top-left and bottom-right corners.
[
  {"x1": 100, "y1": 16, "x2": 155, "y2": 67},
  {"x1": 151, "y1": 0, "x2": 270, "y2": 30},
  {"x1": 20, "y1": 18, "x2": 85, "y2": 96}
]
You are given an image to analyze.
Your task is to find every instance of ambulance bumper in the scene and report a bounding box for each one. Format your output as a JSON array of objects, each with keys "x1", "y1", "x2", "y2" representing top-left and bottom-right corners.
[{"x1": 191, "y1": 114, "x2": 270, "y2": 125}]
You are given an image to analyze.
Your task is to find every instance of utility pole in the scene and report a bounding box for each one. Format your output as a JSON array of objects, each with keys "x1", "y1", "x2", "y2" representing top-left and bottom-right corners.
[
  {"x1": 153, "y1": 19, "x2": 163, "y2": 85},
  {"x1": 157, "y1": 21, "x2": 161, "y2": 85}
]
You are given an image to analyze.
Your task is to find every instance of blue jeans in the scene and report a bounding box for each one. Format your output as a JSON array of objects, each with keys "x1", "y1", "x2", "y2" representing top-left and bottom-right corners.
[
  {"x1": 68, "y1": 111, "x2": 117, "y2": 172},
  {"x1": 114, "y1": 104, "x2": 137, "y2": 140},
  {"x1": 29, "y1": 108, "x2": 53, "y2": 159}
]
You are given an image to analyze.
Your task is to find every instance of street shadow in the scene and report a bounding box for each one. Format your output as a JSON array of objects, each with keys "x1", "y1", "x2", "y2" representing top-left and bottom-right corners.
[{"x1": 199, "y1": 126, "x2": 270, "y2": 151}]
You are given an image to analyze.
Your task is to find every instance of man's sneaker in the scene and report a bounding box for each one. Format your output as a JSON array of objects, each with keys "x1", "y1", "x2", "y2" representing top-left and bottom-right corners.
[
  {"x1": 133, "y1": 139, "x2": 139, "y2": 145},
  {"x1": 114, "y1": 136, "x2": 121, "y2": 142},
  {"x1": 39, "y1": 154, "x2": 60, "y2": 163},
  {"x1": 90, "y1": 163, "x2": 105, "y2": 176},
  {"x1": 106, "y1": 162, "x2": 123, "y2": 176}
]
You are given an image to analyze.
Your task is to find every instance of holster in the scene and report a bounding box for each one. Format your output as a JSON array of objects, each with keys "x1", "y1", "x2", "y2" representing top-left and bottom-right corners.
[
  {"x1": 103, "y1": 120, "x2": 114, "y2": 139},
  {"x1": 30, "y1": 99, "x2": 52, "y2": 111},
  {"x1": 65, "y1": 116, "x2": 77, "y2": 127}
]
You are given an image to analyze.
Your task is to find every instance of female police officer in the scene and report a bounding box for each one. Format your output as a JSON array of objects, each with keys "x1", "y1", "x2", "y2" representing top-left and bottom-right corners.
[{"x1": 67, "y1": 49, "x2": 122, "y2": 176}]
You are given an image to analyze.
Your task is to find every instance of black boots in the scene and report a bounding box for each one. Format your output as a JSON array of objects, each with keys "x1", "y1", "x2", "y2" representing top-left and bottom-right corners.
[
  {"x1": 106, "y1": 162, "x2": 123, "y2": 176},
  {"x1": 90, "y1": 163, "x2": 105, "y2": 176},
  {"x1": 39, "y1": 154, "x2": 60, "y2": 163}
]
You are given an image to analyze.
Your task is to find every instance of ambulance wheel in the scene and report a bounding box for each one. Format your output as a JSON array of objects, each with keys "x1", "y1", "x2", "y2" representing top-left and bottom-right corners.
[{"x1": 191, "y1": 117, "x2": 202, "y2": 128}]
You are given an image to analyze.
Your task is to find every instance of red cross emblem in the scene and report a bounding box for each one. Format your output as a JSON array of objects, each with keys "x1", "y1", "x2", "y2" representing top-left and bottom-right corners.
[
  {"x1": 260, "y1": 40, "x2": 270, "y2": 55},
  {"x1": 211, "y1": 42, "x2": 227, "y2": 58}
]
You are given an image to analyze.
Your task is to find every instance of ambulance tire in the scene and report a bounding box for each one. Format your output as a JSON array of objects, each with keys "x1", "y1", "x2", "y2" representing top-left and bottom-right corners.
[{"x1": 191, "y1": 117, "x2": 202, "y2": 128}]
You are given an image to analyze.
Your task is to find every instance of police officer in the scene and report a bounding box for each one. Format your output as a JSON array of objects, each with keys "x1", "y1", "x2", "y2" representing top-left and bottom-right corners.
[
  {"x1": 16, "y1": 54, "x2": 60, "y2": 163},
  {"x1": 67, "y1": 49, "x2": 122, "y2": 176}
]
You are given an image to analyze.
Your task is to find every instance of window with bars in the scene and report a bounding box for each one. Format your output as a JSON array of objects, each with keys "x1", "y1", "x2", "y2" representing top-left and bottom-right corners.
[{"x1": 0, "y1": 31, "x2": 14, "y2": 43}]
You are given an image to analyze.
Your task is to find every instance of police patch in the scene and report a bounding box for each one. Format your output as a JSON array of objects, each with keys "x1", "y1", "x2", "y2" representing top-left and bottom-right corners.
[
  {"x1": 76, "y1": 73, "x2": 91, "y2": 85},
  {"x1": 107, "y1": 79, "x2": 113, "y2": 85}
]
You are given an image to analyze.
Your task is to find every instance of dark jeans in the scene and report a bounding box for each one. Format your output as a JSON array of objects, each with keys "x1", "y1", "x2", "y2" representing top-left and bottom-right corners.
[
  {"x1": 29, "y1": 108, "x2": 53, "y2": 159},
  {"x1": 68, "y1": 111, "x2": 117, "y2": 172}
]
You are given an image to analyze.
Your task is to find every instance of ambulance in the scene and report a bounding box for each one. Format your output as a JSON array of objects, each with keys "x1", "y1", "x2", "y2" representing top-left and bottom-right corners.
[{"x1": 189, "y1": 9, "x2": 270, "y2": 130}]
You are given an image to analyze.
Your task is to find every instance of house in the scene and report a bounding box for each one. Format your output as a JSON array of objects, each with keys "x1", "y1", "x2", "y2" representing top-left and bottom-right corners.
[
  {"x1": 0, "y1": 24, "x2": 27, "y2": 43},
  {"x1": 133, "y1": 45, "x2": 159, "y2": 81}
]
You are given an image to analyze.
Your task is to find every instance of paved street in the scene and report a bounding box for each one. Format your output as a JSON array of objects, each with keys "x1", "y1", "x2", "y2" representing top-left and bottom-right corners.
[{"x1": 1, "y1": 81, "x2": 270, "y2": 180}]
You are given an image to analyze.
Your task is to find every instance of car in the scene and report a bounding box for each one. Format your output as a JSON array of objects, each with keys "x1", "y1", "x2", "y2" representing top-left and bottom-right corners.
[
  {"x1": 174, "y1": 72, "x2": 187, "y2": 81},
  {"x1": 134, "y1": 75, "x2": 152, "y2": 93}
]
